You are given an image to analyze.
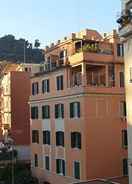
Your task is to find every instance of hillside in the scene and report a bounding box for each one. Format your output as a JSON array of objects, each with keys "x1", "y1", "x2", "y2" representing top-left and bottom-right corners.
[{"x1": 0, "y1": 35, "x2": 44, "y2": 63}]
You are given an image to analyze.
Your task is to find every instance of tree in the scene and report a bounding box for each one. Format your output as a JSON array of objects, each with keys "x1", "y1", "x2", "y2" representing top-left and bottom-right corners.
[
  {"x1": 34, "y1": 39, "x2": 40, "y2": 49},
  {"x1": 0, "y1": 163, "x2": 39, "y2": 184},
  {"x1": 0, "y1": 35, "x2": 43, "y2": 63}
]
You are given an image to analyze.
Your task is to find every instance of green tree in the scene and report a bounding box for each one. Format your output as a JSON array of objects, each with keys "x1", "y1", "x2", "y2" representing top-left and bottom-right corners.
[{"x1": 34, "y1": 39, "x2": 40, "y2": 49}]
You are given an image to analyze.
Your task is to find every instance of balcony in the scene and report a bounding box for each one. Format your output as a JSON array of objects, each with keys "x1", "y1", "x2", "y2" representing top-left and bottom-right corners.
[
  {"x1": 69, "y1": 52, "x2": 114, "y2": 65},
  {"x1": 70, "y1": 64, "x2": 115, "y2": 89}
]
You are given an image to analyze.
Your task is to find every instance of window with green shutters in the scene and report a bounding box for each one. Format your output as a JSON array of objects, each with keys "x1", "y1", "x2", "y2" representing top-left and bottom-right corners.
[
  {"x1": 31, "y1": 106, "x2": 38, "y2": 119},
  {"x1": 56, "y1": 131, "x2": 64, "y2": 146},
  {"x1": 32, "y1": 130, "x2": 39, "y2": 143},
  {"x1": 34, "y1": 154, "x2": 38, "y2": 167},
  {"x1": 123, "y1": 159, "x2": 128, "y2": 176},
  {"x1": 32, "y1": 82, "x2": 39, "y2": 95},
  {"x1": 122, "y1": 130, "x2": 128, "y2": 149},
  {"x1": 56, "y1": 75, "x2": 63, "y2": 90},
  {"x1": 56, "y1": 159, "x2": 65, "y2": 176},
  {"x1": 42, "y1": 79, "x2": 50, "y2": 93},
  {"x1": 71, "y1": 132, "x2": 81, "y2": 149},
  {"x1": 42, "y1": 105, "x2": 50, "y2": 119},
  {"x1": 117, "y1": 44, "x2": 124, "y2": 57},
  {"x1": 70, "y1": 102, "x2": 80, "y2": 118},
  {"x1": 74, "y1": 161, "x2": 80, "y2": 179},
  {"x1": 55, "y1": 104, "x2": 64, "y2": 119},
  {"x1": 43, "y1": 131, "x2": 50, "y2": 145},
  {"x1": 45, "y1": 156, "x2": 50, "y2": 170},
  {"x1": 120, "y1": 101, "x2": 127, "y2": 117},
  {"x1": 120, "y1": 72, "x2": 124, "y2": 87}
]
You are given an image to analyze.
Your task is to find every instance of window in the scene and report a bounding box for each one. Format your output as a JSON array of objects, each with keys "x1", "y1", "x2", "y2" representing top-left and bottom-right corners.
[
  {"x1": 59, "y1": 50, "x2": 67, "y2": 65},
  {"x1": 71, "y1": 132, "x2": 81, "y2": 149},
  {"x1": 32, "y1": 130, "x2": 39, "y2": 143},
  {"x1": 56, "y1": 159, "x2": 65, "y2": 176},
  {"x1": 56, "y1": 131, "x2": 64, "y2": 146},
  {"x1": 45, "y1": 156, "x2": 50, "y2": 170},
  {"x1": 25, "y1": 67, "x2": 28, "y2": 72},
  {"x1": 120, "y1": 72, "x2": 124, "y2": 87},
  {"x1": 108, "y1": 64, "x2": 115, "y2": 87},
  {"x1": 42, "y1": 105, "x2": 50, "y2": 119},
  {"x1": 34, "y1": 154, "x2": 38, "y2": 167},
  {"x1": 120, "y1": 101, "x2": 127, "y2": 118},
  {"x1": 123, "y1": 159, "x2": 128, "y2": 176},
  {"x1": 122, "y1": 130, "x2": 128, "y2": 148},
  {"x1": 55, "y1": 104, "x2": 64, "y2": 119},
  {"x1": 43, "y1": 131, "x2": 50, "y2": 145},
  {"x1": 73, "y1": 161, "x2": 80, "y2": 179},
  {"x1": 32, "y1": 82, "x2": 39, "y2": 95},
  {"x1": 117, "y1": 44, "x2": 124, "y2": 57},
  {"x1": 56, "y1": 75, "x2": 63, "y2": 90},
  {"x1": 42, "y1": 79, "x2": 50, "y2": 93},
  {"x1": 70, "y1": 102, "x2": 80, "y2": 118},
  {"x1": 31, "y1": 106, "x2": 38, "y2": 119},
  {"x1": 130, "y1": 67, "x2": 132, "y2": 82}
]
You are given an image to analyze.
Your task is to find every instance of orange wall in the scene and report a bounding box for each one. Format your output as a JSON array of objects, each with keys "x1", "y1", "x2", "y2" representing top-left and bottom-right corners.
[{"x1": 11, "y1": 71, "x2": 30, "y2": 145}]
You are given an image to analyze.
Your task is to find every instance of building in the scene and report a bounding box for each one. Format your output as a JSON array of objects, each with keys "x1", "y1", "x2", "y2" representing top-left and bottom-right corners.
[
  {"x1": 30, "y1": 29, "x2": 127, "y2": 184},
  {"x1": 117, "y1": 0, "x2": 132, "y2": 183},
  {"x1": 0, "y1": 62, "x2": 42, "y2": 161}
]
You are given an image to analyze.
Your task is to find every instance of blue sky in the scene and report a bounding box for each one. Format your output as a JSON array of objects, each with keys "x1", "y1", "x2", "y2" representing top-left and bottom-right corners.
[{"x1": 0, "y1": 0, "x2": 121, "y2": 47}]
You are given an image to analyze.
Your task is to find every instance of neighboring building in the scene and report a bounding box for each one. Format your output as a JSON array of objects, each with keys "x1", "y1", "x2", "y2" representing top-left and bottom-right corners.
[
  {"x1": 30, "y1": 29, "x2": 127, "y2": 184},
  {"x1": 0, "y1": 63, "x2": 42, "y2": 161},
  {"x1": 117, "y1": 0, "x2": 132, "y2": 183}
]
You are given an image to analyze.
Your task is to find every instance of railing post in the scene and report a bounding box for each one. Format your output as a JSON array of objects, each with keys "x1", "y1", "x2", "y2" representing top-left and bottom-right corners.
[{"x1": 82, "y1": 62, "x2": 87, "y2": 86}]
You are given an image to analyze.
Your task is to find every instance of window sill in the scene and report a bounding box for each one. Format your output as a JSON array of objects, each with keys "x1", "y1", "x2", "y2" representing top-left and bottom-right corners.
[
  {"x1": 43, "y1": 144, "x2": 50, "y2": 146},
  {"x1": 70, "y1": 117, "x2": 80, "y2": 120},
  {"x1": 57, "y1": 173, "x2": 65, "y2": 176},
  {"x1": 71, "y1": 147, "x2": 81, "y2": 150},
  {"x1": 56, "y1": 145, "x2": 64, "y2": 148}
]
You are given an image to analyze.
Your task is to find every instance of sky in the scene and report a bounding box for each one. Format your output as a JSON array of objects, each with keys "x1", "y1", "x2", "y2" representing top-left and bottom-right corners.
[{"x1": 0, "y1": 0, "x2": 121, "y2": 47}]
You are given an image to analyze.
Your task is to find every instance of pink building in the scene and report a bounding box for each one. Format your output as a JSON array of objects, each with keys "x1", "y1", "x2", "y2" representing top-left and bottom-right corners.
[{"x1": 30, "y1": 29, "x2": 128, "y2": 184}]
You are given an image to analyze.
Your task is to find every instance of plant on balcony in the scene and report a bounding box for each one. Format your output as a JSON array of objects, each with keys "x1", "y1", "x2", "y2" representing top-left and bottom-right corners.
[{"x1": 77, "y1": 44, "x2": 99, "y2": 53}]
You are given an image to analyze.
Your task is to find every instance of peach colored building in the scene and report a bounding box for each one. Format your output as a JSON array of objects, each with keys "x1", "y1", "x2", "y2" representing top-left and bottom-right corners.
[
  {"x1": 0, "y1": 63, "x2": 42, "y2": 161},
  {"x1": 30, "y1": 29, "x2": 128, "y2": 184}
]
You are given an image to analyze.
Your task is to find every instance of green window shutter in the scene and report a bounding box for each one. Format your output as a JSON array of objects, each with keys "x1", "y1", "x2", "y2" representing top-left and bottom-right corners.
[
  {"x1": 74, "y1": 162, "x2": 80, "y2": 179},
  {"x1": 55, "y1": 104, "x2": 58, "y2": 118},
  {"x1": 71, "y1": 133, "x2": 74, "y2": 148},
  {"x1": 62, "y1": 160, "x2": 65, "y2": 176},
  {"x1": 78, "y1": 133, "x2": 81, "y2": 149},
  {"x1": 61, "y1": 104, "x2": 64, "y2": 118},
  {"x1": 77, "y1": 102, "x2": 80, "y2": 118},
  {"x1": 56, "y1": 77, "x2": 59, "y2": 90},
  {"x1": 61, "y1": 75, "x2": 63, "y2": 90},
  {"x1": 42, "y1": 80, "x2": 44, "y2": 93},
  {"x1": 56, "y1": 159, "x2": 60, "y2": 173},
  {"x1": 45, "y1": 156, "x2": 49, "y2": 170},
  {"x1": 70, "y1": 103, "x2": 74, "y2": 118},
  {"x1": 47, "y1": 80, "x2": 50, "y2": 92},
  {"x1": 32, "y1": 83, "x2": 35, "y2": 95}
]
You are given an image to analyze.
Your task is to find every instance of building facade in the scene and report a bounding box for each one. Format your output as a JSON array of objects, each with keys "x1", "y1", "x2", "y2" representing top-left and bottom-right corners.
[
  {"x1": 30, "y1": 29, "x2": 127, "y2": 184},
  {"x1": 117, "y1": 0, "x2": 132, "y2": 183},
  {"x1": 0, "y1": 63, "x2": 42, "y2": 161}
]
